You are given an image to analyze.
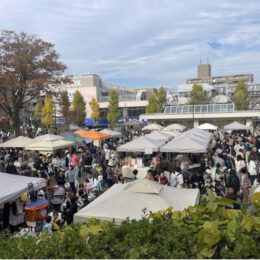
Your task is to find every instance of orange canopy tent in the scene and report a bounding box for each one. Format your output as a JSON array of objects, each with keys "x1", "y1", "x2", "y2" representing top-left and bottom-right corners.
[
  {"x1": 79, "y1": 129, "x2": 111, "y2": 140},
  {"x1": 74, "y1": 129, "x2": 86, "y2": 135}
]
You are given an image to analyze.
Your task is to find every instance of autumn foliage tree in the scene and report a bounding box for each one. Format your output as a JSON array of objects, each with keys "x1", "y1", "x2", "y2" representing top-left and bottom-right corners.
[
  {"x1": 90, "y1": 97, "x2": 100, "y2": 126},
  {"x1": 33, "y1": 99, "x2": 42, "y2": 128},
  {"x1": 0, "y1": 30, "x2": 66, "y2": 136},
  {"x1": 42, "y1": 94, "x2": 54, "y2": 128},
  {"x1": 72, "y1": 90, "x2": 86, "y2": 127}
]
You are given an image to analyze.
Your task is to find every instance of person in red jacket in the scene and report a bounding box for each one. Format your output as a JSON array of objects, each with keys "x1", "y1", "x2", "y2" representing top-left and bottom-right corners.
[{"x1": 158, "y1": 172, "x2": 169, "y2": 185}]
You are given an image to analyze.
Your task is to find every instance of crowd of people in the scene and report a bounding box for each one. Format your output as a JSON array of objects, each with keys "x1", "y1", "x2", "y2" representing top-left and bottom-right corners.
[{"x1": 0, "y1": 127, "x2": 260, "y2": 235}]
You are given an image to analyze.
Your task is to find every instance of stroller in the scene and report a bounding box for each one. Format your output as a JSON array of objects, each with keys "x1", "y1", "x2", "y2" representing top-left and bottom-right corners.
[{"x1": 51, "y1": 186, "x2": 66, "y2": 211}]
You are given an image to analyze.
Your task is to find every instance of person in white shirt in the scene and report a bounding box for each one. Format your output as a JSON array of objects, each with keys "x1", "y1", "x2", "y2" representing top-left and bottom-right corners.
[
  {"x1": 248, "y1": 159, "x2": 257, "y2": 184},
  {"x1": 170, "y1": 172, "x2": 177, "y2": 187},
  {"x1": 175, "y1": 167, "x2": 184, "y2": 188},
  {"x1": 86, "y1": 172, "x2": 97, "y2": 192}
]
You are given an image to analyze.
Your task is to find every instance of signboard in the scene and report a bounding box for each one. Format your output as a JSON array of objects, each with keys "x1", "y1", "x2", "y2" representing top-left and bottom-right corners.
[
  {"x1": 145, "y1": 148, "x2": 153, "y2": 154},
  {"x1": 68, "y1": 93, "x2": 74, "y2": 102}
]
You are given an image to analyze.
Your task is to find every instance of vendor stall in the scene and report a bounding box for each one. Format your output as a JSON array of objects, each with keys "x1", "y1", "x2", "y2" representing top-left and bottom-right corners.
[
  {"x1": 117, "y1": 136, "x2": 165, "y2": 153},
  {"x1": 122, "y1": 166, "x2": 149, "y2": 179},
  {"x1": 25, "y1": 139, "x2": 75, "y2": 151},
  {"x1": 74, "y1": 179, "x2": 200, "y2": 225},
  {"x1": 160, "y1": 128, "x2": 211, "y2": 153},
  {"x1": 163, "y1": 123, "x2": 186, "y2": 131},
  {"x1": 223, "y1": 121, "x2": 250, "y2": 131},
  {"x1": 100, "y1": 129, "x2": 122, "y2": 138},
  {"x1": 0, "y1": 136, "x2": 34, "y2": 148},
  {"x1": 0, "y1": 173, "x2": 45, "y2": 204},
  {"x1": 197, "y1": 123, "x2": 218, "y2": 130},
  {"x1": 33, "y1": 134, "x2": 64, "y2": 142},
  {"x1": 142, "y1": 123, "x2": 163, "y2": 131},
  {"x1": 145, "y1": 130, "x2": 173, "y2": 142}
]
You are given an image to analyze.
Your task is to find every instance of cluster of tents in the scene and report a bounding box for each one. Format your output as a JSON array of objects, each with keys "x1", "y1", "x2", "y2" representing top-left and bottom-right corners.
[
  {"x1": 0, "y1": 128, "x2": 123, "y2": 152},
  {"x1": 117, "y1": 128, "x2": 211, "y2": 154}
]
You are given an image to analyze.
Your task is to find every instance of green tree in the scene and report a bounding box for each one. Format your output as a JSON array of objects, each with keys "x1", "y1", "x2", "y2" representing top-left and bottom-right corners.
[
  {"x1": 234, "y1": 80, "x2": 249, "y2": 110},
  {"x1": 188, "y1": 84, "x2": 204, "y2": 105},
  {"x1": 90, "y1": 97, "x2": 100, "y2": 126},
  {"x1": 42, "y1": 94, "x2": 54, "y2": 128},
  {"x1": 72, "y1": 90, "x2": 86, "y2": 127},
  {"x1": 145, "y1": 94, "x2": 158, "y2": 114},
  {"x1": 157, "y1": 86, "x2": 166, "y2": 112},
  {"x1": 0, "y1": 30, "x2": 66, "y2": 136},
  {"x1": 60, "y1": 90, "x2": 71, "y2": 125},
  {"x1": 107, "y1": 89, "x2": 121, "y2": 127}
]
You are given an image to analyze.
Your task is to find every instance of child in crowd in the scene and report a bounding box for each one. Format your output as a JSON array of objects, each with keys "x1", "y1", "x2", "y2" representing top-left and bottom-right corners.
[{"x1": 42, "y1": 216, "x2": 53, "y2": 234}]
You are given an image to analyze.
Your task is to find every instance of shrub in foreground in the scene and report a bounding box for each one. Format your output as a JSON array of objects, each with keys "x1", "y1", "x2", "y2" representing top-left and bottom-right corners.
[{"x1": 0, "y1": 192, "x2": 259, "y2": 259}]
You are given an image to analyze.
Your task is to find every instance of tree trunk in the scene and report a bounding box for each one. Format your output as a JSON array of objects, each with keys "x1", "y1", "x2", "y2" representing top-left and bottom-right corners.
[{"x1": 14, "y1": 110, "x2": 21, "y2": 137}]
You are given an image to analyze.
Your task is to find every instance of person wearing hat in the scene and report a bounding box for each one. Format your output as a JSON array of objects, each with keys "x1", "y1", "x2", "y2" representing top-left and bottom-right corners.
[
  {"x1": 38, "y1": 190, "x2": 46, "y2": 200},
  {"x1": 9, "y1": 193, "x2": 27, "y2": 234}
]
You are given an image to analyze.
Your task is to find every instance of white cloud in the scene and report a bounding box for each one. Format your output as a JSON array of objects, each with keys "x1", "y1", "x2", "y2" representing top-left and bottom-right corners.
[{"x1": 1, "y1": 0, "x2": 260, "y2": 89}]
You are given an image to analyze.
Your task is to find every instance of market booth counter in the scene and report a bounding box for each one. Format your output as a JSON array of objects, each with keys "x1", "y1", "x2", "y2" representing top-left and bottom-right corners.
[
  {"x1": 121, "y1": 157, "x2": 150, "y2": 179},
  {"x1": 25, "y1": 199, "x2": 48, "y2": 232}
]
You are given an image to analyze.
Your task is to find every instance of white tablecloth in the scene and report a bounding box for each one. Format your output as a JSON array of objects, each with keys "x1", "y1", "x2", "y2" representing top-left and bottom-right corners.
[{"x1": 122, "y1": 166, "x2": 150, "y2": 179}]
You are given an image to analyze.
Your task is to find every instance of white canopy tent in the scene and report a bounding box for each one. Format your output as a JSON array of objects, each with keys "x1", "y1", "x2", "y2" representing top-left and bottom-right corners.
[
  {"x1": 161, "y1": 130, "x2": 181, "y2": 138},
  {"x1": 142, "y1": 123, "x2": 163, "y2": 131},
  {"x1": 33, "y1": 134, "x2": 64, "y2": 142},
  {"x1": 0, "y1": 172, "x2": 45, "y2": 204},
  {"x1": 145, "y1": 130, "x2": 173, "y2": 142},
  {"x1": 0, "y1": 136, "x2": 34, "y2": 148},
  {"x1": 74, "y1": 179, "x2": 200, "y2": 225},
  {"x1": 160, "y1": 128, "x2": 211, "y2": 153},
  {"x1": 197, "y1": 123, "x2": 218, "y2": 130},
  {"x1": 117, "y1": 136, "x2": 165, "y2": 153},
  {"x1": 25, "y1": 139, "x2": 75, "y2": 151},
  {"x1": 224, "y1": 121, "x2": 250, "y2": 131},
  {"x1": 100, "y1": 129, "x2": 122, "y2": 138},
  {"x1": 163, "y1": 123, "x2": 186, "y2": 131}
]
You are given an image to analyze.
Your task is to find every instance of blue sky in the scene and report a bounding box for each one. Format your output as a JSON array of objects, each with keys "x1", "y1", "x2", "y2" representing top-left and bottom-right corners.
[{"x1": 1, "y1": 0, "x2": 260, "y2": 90}]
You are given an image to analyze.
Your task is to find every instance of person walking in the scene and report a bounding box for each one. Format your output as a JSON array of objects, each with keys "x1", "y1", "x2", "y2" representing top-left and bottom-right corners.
[{"x1": 65, "y1": 165, "x2": 76, "y2": 195}]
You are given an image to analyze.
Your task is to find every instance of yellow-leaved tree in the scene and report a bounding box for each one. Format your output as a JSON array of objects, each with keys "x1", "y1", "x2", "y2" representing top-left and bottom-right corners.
[
  {"x1": 90, "y1": 97, "x2": 100, "y2": 126},
  {"x1": 42, "y1": 94, "x2": 55, "y2": 129}
]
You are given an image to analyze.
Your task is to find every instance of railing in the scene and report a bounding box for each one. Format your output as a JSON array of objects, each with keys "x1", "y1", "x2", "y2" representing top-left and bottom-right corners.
[
  {"x1": 164, "y1": 103, "x2": 234, "y2": 114},
  {"x1": 99, "y1": 95, "x2": 138, "y2": 102}
]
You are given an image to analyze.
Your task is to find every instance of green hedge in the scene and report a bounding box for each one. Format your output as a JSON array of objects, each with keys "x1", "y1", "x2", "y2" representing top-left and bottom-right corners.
[{"x1": 0, "y1": 192, "x2": 260, "y2": 259}]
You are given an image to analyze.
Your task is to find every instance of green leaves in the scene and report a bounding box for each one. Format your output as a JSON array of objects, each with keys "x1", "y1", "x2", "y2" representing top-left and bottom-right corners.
[
  {"x1": 188, "y1": 84, "x2": 204, "y2": 105},
  {"x1": 72, "y1": 90, "x2": 86, "y2": 127},
  {"x1": 234, "y1": 80, "x2": 249, "y2": 110},
  {"x1": 0, "y1": 193, "x2": 260, "y2": 259},
  {"x1": 145, "y1": 94, "x2": 158, "y2": 114},
  {"x1": 107, "y1": 89, "x2": 120, "y2": 126}
]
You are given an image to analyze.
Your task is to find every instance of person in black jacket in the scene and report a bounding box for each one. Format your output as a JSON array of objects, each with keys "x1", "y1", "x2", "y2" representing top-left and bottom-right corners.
[
  {"x1": 227, "y1": 169, "x2": 240, "y2": 194},
  {"x1": 56, "y1": 170, "x2": 66, "y2": 186},
  {"x1": 64, "y1": 195, "x2": 78, "y2": 225},
  {"x1": 5, "y1": 160, "x2": 17, "y2": 175},
  {"x1": 190, "y1": 171, "x2": 205, "y2": 191}
]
